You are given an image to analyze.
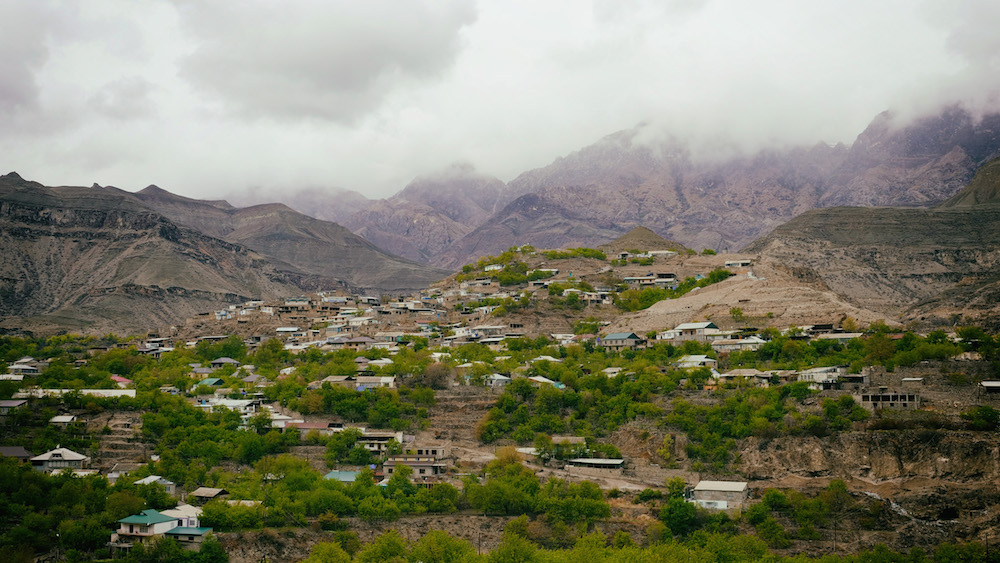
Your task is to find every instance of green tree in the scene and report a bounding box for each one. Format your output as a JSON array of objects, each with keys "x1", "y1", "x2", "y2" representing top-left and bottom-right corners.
[
  {"x1": 409, "y1": 530, "x2": 475, "y2": 563},
  {"x1": 301, "y1": 542, "x2": 351, "y2": 563},
  {"x1": 357, "y1": 495, "x2": 401, "y2": 523},
  {"x1": 659, "y1": 497, "x2": 698, "y2": 536},
  {"x1": 355, "y1": 530, "x2": 408, "y2": 563}
]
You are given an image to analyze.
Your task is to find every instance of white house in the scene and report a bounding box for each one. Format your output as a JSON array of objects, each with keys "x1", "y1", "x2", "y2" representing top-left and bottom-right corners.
[{"x1": 30, "y1": 446, "x2": 90, "y2": 472}]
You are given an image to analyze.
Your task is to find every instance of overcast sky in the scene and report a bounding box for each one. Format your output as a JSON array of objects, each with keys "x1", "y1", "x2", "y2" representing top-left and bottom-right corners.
[{"x1": 2, "y1": 0, "x2": 998, "y2": 200}]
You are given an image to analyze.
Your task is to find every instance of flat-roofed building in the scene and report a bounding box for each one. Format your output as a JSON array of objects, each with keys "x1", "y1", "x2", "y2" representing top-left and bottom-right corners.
[
  {"x1": 384, "y1": 455, "x2": 447, "y2": 478},
  {"x1": 692, "y1": 480, "x2": 748, "y2": 509}
]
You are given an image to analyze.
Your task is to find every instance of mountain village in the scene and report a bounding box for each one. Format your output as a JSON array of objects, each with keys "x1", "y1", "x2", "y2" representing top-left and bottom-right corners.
[{"x1": 4, "y1": 232, "x2": 999, "y2": 561}]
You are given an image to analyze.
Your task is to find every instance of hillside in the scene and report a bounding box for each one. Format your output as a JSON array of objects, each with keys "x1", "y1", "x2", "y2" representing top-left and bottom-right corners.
[
  {"x1": 598, "y1": 226, "x2": 688, "y2": 253},
  {"x1": 0, "y1": 173, "x2": 304, "y2": 334},
  {"x1": 130, "y1": 184, "x2": 449, "y2": 292},
  {"x1": 745, "y1": 158, "x2": 1000, "y2": 327},
  {"x1": 938, "y1": 156, "x2": 1000, "y2": 208}
]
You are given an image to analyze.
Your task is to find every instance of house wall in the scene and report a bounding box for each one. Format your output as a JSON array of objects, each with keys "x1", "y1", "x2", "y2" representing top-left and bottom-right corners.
[{"x1": 693, "y1": 489, "x2": 747, "y2": 508}]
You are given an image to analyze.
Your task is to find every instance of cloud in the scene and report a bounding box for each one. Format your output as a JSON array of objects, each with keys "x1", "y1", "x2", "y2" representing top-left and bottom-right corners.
[
  {"x1": 88, "y1": 76, "x2": 156, "y2": 120},
  {"x1": 3, "y1": 0, "x2": 1000, "y2": 202},
  {"x1": 0, "y1": 3, "x2": 55, "y2": 116},
  {"x1": 177, "y1": 0, "x2": 477, "y2": 123}
]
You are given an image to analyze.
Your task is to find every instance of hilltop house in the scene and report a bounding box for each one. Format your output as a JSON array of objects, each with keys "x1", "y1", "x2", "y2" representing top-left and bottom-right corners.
[
  {"x1": 0, "y1": 399, "x2": 27, "y2": 415},
  {"x1": 160, "y1": 503, "x2": 202, "y2": 528},
  {"x1": 209, "y1": 357, "x2": 241, "y2": 370},
  {"x1": 486, "y1": 373, "x2": 511, "y2": 388},
  {"x1": 165, "y1": 527, "x2": 214, "y2": 551},
  {"x1": 0, "y1": 446, "x2": 33, "y2": 462},
  {"x1": 189, "y1": 487, "x2": 229, "y2": 505},
  {"x1": 797, "y1": 365, "x2": 847, "y2": 390},
  {"x1": 358, "y1": 430, "x2": 404, "y2": 454},
  {"x1": 711, "y1": 336, "x2": 766, "y2": 353},
  {"x1": 135, "y1": 475, "x2": 176, "y2": 495},
  {"x1": 671, "y1": 322, "x2": 720, "y2": 343}
]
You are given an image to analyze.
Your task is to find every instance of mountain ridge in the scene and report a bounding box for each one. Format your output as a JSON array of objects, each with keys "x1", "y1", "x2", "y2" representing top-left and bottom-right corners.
[
  {"x1": 0, "y1": 173, "x2": 447, "y2": 334},
  {"x1": 333, "y1": 105, "x2": 1000, "y2": 268}
]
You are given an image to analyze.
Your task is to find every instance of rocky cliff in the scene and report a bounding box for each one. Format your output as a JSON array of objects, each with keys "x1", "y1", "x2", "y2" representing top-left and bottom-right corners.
[{"x1": 741, "y1": 431, "x2": 1000, "y2": 483}]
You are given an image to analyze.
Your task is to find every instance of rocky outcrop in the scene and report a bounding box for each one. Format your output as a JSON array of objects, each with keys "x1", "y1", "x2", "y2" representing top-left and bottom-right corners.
[{"x1": 741, "y1": 431, "x2": 1000, "y2": 483}]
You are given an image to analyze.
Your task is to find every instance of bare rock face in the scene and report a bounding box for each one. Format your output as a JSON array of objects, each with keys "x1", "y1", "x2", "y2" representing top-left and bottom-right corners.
[{"x1": 741, "y1": 432, "x2": 1000, "y2": 483}]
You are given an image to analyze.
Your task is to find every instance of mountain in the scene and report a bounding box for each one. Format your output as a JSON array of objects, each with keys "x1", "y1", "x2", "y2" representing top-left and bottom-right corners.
[
  {"x1": 744, "y1": 157, "x2": 1000, "y2": 327},
  {"x1": 342, "y1": 164, "x2": 508, "y2": 263},
  {"x1": 231, "y1": 187, "x2": 373, "y2": 225},
  {"x1": 127, "y1": 185, "x2": 448, "y2": 292},
  {"x1": 0, "y1": 172, "x2": 451, "y2": 334},
  {"x1": 822, "y1": 107, "x2": 1000, "y2": 207},
  {"x1": 0, "y1": 173, "x2": 303, "y2": 334},
  {"x1": 349, "y1": 105, "x2": 1000, "y2": 268}
]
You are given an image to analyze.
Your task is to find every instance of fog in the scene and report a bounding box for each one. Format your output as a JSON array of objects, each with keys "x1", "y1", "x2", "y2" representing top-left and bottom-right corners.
[{"x1": 1, "y1": 0, "x2": 998, "y2": 200}]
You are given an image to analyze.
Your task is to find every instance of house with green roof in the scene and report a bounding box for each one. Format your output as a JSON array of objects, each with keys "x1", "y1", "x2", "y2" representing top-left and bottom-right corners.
[
  {"x1": 112, "y1": 509, "x2": 178, "y2": 548},
  {"x1": 197, "y1": 377, "x2": 225, "y2": 387}
]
